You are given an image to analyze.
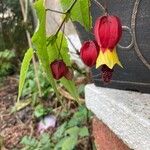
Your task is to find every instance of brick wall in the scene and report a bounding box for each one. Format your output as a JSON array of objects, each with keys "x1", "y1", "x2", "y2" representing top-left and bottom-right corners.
[{"x1": 92, "y1": 117, "x2": 130, "y2": 150}]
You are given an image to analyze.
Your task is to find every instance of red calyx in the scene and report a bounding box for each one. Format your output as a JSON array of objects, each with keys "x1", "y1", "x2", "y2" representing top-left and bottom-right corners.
[
  {"x1": 80, "y1": 40, "x2": 99, "y2": 67},
  {"x1": 94, "y1": 15, "x2": 122, "y2": 52},
  {"x1": 50, "y1": 60, "x2": 68, "y2": 80},
  {"x1": 101, "y1": 65, "x2": 114, "y2": 83}
]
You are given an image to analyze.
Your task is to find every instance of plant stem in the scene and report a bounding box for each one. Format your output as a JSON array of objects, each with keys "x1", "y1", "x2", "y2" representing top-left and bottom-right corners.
[
  {"x1": 47, "y1": 0, "x2": 77, "y2": 45},
  {"x1": 93, "y1": 0, "x2": 105, "y2": 13},
  {"x1": 46, "y1": 8, "x2": 66, "y2": 14}
]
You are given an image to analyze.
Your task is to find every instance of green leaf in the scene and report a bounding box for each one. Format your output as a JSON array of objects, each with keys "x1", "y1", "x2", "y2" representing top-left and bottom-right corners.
[
  {"x1": 47, "y1": 33, "x2": 79, "y2": 101},
  {"x1": 65, "y1": 126, "x2": 79, "y2": 137},
  {"x1": 79, "y1": 127, "x2": 89, "y2": 137},
  {"x1": 60, "y1": 78, "x2": 79, "y2": 101},
  {"x1": 68, "y1": 106, "x2": 88, "y2": 127},
  {"x1": 61, "y1": 126, "x2": 79, "y2": 150},
  {"x1": 32, "y1": 0, "x2": 59, "y2": 98},
  {"x1": 53, "y1": 122, "x2": 68, "y2": 141},
  {"x1": 54, "y1": 136, "x2": 78, "y2": 150},
  {"x1": 60, "y1": 0, "x2": 92, "y2": 30},
  {"x1": 17, "y1": 48, "x2": 33, "y2": 101},
  {"x1": 34, "y1": 104, "x2": 48, "y2": 118},
  {"x1": 61, "y1": 136, "x2": 78, "y2": 150},
  {"x1": 37, "y1": 133, "x2": 51, "y2": 150},
  {"x1": 47, "y1": 33, "x2": 71, "y2": 65},
  {"x1": 21, "y1": 136, "x2": 38, "y2": 148}
]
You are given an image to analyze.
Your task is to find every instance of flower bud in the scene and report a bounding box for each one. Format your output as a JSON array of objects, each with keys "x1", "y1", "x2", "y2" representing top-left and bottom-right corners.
[
  {"x1": 80, "y1": 41, "x2": 99, "y2": 67},
  {"x1": 94, "y1": 15, "x2": 122, "y2": 52},
  {"x1": 50, "y1": 60, "x2": 68, "y2": 80}
]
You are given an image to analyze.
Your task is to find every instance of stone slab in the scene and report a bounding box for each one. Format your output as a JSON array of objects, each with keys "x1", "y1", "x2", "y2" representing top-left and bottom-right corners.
[{"x1": 85, "y1": 84, "x2": 150, "y2": 150}]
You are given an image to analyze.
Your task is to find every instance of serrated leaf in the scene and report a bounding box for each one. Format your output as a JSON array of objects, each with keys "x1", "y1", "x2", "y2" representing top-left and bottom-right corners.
[
  {"x1": 21, "y1": 136, "x2": 38, "y2": 148},
  {"x1": 37, "y1": 133, "x2": 51, "y2": 150},
  {"x1": 32, "y1": 0, "x2": 59, "y2": 98},
  {"x1": 54, "y1": 136, "x2": 78, "y2": 150},
  {"x1": 17, "y1": 48, "x2": 33, "y2": 101},
  {"x1": 79, "y1": 127, "x2": 89, "y2": 137},
  {"x1": 34, "y1": 104, "x2": 47, "y2": 118},
  {"x1": 61, "y1": 136, "x2": 78, "y2": 150},
  {"x1": 53, "y1": 122, "x2": 68, "y2": 141},
  {"x1": 60, "y1": 0, "x2": 92, "y2": 30},
  {"x1": 68, "y1": 106, "x2": 87, "y2": 127},
  {"x1": 65, "y1": 126, "x2": 79, "y2": 136}
]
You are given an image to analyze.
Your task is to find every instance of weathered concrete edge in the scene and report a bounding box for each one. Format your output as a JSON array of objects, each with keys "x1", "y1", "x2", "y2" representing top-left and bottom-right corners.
[{"x1": 85, "y1": 84, "x2": 150, "y2": 150}]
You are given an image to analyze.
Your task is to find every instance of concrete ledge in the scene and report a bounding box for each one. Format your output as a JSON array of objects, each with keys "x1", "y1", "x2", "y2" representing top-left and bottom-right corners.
[{"x1": 85, "y1": 84, "x2": 150, "y2": 150}]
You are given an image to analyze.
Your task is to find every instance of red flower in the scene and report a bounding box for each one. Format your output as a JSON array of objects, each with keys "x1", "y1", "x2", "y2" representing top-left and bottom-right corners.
[
  {"x1": 50, "y1": 60, "x2": 68, "y2": 80},
  {"x1": 80, "y1": 41, "x2": 99, "y2": 67},
  {"x1": 94, "y1": 15, "x2": 122, "y2": 52},
  {"x1": 94, "y1": 15, "x2": 123, "y2": 69}
]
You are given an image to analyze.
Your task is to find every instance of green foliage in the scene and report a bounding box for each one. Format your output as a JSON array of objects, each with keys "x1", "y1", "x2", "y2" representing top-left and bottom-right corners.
[
  {"x1": 21, "y1": 106, "x2": 90, "y2": 150},
  {"x1": 18, "y1": 0, "x2": 92, "y2": 120},
  {"x1": 53, "y1": 122, "x2": 68, "y2": 140},
  {"x1": 32, "y1": 0, "x2": 59, "y2": 98},
  {"x1": 22, "y1": 64, "x2": 54, "y2": 98},
  {"x1": 47, "y1": 33, "x2": 79, "y2": 101},
  {"x1": 34, "y1": 104, "x2": 52, "y2": 118},
  {"x1": 21, "y1": 133, "x2": 52, "y2": 150},
  {"x1": 60, "y1": 0, "x2": 92, "y2": 30},
  {"x1": 0, "y1": 49, "x2": 15, "y2": 77},
  {"x1": 52, "y1": 106, "x2": 89, "y2": 150},
  {"x1": 17, "y1": 48, "x2": 33, "y2": 101},
  {"x1": 67, "y1": 106, "x2": 88, "y2": 127}
]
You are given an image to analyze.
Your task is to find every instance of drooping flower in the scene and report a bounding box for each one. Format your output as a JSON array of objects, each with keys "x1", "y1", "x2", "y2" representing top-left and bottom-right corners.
[
  {"x1": 94, "y1": 15, "x2": 123, "y2": 69},
  {"x1": 80, "y1": 40, "x2": 99, "y2": 67},
  {"x1": 50, "y1": 60, "x2": 68, "y2": 80}
]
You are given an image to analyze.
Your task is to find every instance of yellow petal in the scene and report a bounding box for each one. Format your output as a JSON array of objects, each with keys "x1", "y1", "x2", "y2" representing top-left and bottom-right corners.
[{"x1": 96, "y1": 48, "x2": 123, "y2": 69}]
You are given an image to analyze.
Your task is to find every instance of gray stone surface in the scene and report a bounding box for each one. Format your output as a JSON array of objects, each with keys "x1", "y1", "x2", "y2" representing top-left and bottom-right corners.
[{"x1": 85, "y1": 84, "x2": 150, "y2": 150}]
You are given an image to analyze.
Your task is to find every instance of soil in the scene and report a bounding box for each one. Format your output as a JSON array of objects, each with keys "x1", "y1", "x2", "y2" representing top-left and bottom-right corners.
[
  {"x1": 0, "y1": 76, "x2": 32, "y2": 149},
  {"x1": 0, "y1": 76, "x2": 92, "y2": 150}
]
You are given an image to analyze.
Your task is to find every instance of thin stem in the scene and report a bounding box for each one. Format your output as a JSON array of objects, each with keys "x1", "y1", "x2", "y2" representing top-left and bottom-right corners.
[
  {"x1": 46, "y1": 8, "x2": 66, "y2": 14},
  {"x1": 104, "y1": 0, "x2": 108, "y2": 15},
  {"x1": 88, "y1": 0, "x2": 91, "y2": 29},
  {"x1": 47, "y1": 0, "x2": 77, "y2": 45},
  {"x1": 59, "y1": 24, "x2": 65, "y2": 51},
  {"x1": 57, "y1": 24, "x2": 65, "y2": 59},
  {"x1": 93, "y1": 0, "x2": 105, "y2": 13},
  {"x1": 51, "y1": 17, "x2": 80, "y2": 55}
]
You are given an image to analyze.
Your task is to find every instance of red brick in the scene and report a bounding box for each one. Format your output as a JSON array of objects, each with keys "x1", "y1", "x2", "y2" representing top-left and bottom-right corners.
[{"x1": 92, "y1": 117, "x2": 130, "y2": 150}]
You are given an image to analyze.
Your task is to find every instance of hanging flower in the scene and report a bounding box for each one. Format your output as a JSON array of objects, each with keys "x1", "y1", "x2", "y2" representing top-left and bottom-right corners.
[
  {"x1": 80, "y1": 40, "x2": 99, "y2": 67},
  {"x1": 94, "y1": 15, "x2": 123, "y2": 69},
  {"x1": 50, "y1": 60, "x2": 68, "y2": 80}
]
